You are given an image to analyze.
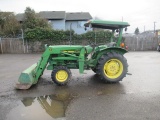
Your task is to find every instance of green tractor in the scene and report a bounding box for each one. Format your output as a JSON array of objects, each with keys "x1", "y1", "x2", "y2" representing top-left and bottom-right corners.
[{"x1": 16, "y1": 20, "x2": 130, "y2": 89}]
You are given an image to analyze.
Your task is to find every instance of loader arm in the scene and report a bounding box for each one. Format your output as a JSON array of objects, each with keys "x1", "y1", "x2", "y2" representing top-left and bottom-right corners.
[{"x1": 34, "y1": 50, "x2": 51, "y2": 83}]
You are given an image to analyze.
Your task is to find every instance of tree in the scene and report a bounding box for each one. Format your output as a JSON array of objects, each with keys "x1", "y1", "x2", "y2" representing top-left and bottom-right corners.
[
  {"x1": 134, "y1": 27, "x2": 140, "y2": 35},
  {"x1": 22, "y1": 7, "x2": 51, "y2": 30},
  {"x1": 0, "y1": 12, "x2": 21, "y2": 37}
]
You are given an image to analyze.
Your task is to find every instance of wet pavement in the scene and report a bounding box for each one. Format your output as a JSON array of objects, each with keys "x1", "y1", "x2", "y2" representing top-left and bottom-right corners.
[
  {"x1": 6, "y1": 93, "x2": 72, "y2": 120},
  {"x1": 0, "y1": 52, "x2": 160, "y2": 120}
]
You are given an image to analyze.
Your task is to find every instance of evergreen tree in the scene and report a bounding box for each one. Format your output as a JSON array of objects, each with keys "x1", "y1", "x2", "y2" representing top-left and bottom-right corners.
[
  {"x1": 134, "y1": 27, "x2": 140, "y2": 35},
  {"x1": 22, "y1": 7, "x2": 51, "y2": 30}
]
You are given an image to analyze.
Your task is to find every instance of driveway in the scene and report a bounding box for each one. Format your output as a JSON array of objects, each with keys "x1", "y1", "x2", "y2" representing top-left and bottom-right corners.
[{"x1": 0, "y1": 52, "x2": 160, "y2": 120}]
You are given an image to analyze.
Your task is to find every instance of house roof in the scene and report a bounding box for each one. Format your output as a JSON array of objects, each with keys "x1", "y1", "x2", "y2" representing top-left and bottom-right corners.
[
  {"x1": 66, "y1": 12, "x2": 92, "y2": 21},
  {"x1": 16, "y1": 13, "x2": 24, "y2": 21},
  {"x1": 16, "y1": 11, "x2": 65, "y2": 21},
  {"x1": 39, "y1": 11, "x2": 65, "y2": 20},
  {"x1": 16, "y1": 11, "x2": 92, "y2": 21}
]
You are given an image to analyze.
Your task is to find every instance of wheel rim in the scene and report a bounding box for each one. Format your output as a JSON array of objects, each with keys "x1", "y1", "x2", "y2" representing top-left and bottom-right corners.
[
  {"x1": 56, "y1": 70, "x2": 68, "y2": 82},
  {"x1": 104, "y1": 59, "x2": 123, "y2": 79}
]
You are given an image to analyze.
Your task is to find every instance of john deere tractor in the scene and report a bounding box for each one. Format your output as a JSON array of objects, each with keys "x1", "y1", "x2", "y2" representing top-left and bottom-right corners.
[{"x1": 16, "y1": 20, "x2": 130, "y2": 89}]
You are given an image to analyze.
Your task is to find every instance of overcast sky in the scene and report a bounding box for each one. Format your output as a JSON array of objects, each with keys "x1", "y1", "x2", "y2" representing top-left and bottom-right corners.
[{"x1": 0, "y1": 0, "x2": 160, "y2": 33}]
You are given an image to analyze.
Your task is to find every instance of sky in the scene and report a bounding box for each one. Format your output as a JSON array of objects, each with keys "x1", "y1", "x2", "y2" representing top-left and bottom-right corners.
[{"x1": 0, "y1": 0, "x2": 160, "y2": 33}]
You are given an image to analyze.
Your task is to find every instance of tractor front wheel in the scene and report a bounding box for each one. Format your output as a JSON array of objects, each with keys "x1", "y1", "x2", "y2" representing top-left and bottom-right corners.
[
  {"x1": 97, "y1": 52, "x2": 128, "y2": 83},
  {"x1": 51, "y1": 66, "x2": 71, "y2": 86}
]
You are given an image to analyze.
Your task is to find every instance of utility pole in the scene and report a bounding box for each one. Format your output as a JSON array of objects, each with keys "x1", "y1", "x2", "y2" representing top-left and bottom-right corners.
[
  {"x1": 144, "y1": 26, "x2": 145, "y2": 32},
  {"x1": 154, "y1": 22, "x2": 156, "y2": 33}
]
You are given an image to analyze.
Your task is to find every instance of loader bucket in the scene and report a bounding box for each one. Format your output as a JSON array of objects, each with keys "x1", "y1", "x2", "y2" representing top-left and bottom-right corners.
[{"x1": 16, "y1": 63, "x2": 38, "y2": 90}]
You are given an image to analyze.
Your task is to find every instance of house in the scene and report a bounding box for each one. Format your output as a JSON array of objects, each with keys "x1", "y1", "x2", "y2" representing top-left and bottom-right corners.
[
  {"x1": 39, "y1": 11, "x2": 66, "y2": 30},
  {"x1": 65, "y1": 12, "x2": 92, "y2": 34},
  {"x1": 15, "y1": 13, "x2": 24, "y2": 24},
  {"x1": 16, "y1": 11, "x2": 92, "y2": 34}
]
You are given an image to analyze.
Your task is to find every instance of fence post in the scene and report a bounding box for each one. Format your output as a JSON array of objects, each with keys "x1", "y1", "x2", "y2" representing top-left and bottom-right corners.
[
  {"x1": 141, "y1": 39, "x2": 143, "y2": 51},
  {"x1": 26, "y1": 39, "x2": 28, "y2": 53},
  {"x1": 0, "y1": 37, "x2": 3, "y2": 54},
  {"x1": 10, "y1": 38, "x2": 12, "y2": 53},
  {"x1": 21, "y1": 29, "x2": 25, "y2": 53},
  {"x1": 136, "y1": 37, "x2": 138, "y2": 51}
]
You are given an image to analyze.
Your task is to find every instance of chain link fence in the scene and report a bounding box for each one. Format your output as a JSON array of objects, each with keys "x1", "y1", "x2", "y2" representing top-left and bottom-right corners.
[
  {"x1": 0, "y1": 35, "x2": 159, "y2": 54},
  {"x1": 0, "y1": 35, "x2": 111, "y2": 53},
  {"x1": 125, "y1": 33, "x2": 159, "y2": 51}
]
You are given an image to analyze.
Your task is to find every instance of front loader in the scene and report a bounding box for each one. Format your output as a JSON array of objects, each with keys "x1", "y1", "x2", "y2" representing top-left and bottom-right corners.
[{"x1": 16, "y1": 20, "x2": 130, "y2": 89}]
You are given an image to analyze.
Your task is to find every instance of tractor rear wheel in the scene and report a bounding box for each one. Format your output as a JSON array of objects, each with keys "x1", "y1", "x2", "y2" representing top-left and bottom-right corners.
[
  {"x1": 97, "y1": 52, "x2": 128, "y2": 83},
  {"x1": 51, "y1": 66, "x2": 71, "y2": 86}
]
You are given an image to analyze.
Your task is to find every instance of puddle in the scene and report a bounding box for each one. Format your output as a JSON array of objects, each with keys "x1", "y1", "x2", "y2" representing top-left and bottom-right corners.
[{"x1": 6, "y1": 91, "x2": 73, "y2": 120}]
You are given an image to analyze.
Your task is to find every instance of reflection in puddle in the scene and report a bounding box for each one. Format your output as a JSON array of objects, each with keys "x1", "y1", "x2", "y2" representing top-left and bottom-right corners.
[{"x1": 6, "y1": 91, "x2": 72, "y2": 120}]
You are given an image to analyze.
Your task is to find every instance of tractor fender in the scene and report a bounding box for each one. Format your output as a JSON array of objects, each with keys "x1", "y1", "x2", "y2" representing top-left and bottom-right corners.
[
  {"x1": 91, "y1": 47, "x2": 128, "y2": 66},
  {"x1": 101, "y1": 47, "x2": 128, "y2": 54}
]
